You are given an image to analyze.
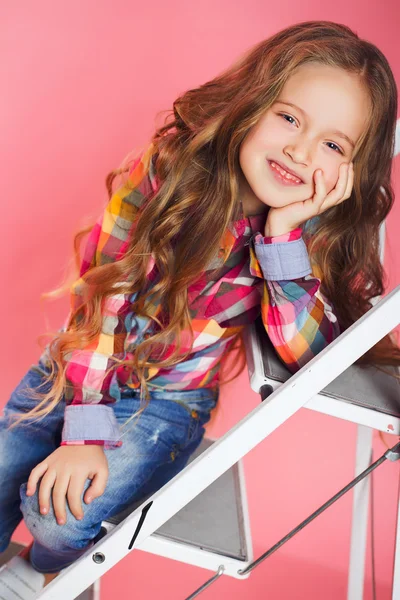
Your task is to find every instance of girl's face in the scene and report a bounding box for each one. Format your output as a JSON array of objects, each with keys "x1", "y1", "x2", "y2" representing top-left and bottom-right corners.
[{"x1": 238, "y1": 62, "x2": 371, "y2": 216}]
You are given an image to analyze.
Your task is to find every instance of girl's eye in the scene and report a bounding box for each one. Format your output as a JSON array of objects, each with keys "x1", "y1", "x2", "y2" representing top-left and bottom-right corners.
[
  {"x1": 279, "y1": 113, "x2": 297, "y2": 126},
  {"x1": 325, "y1": 142, "x2": 343, "y2": 155},
  {"x1": 279, "y1": 114, "x2": 344, "y2": 155}
]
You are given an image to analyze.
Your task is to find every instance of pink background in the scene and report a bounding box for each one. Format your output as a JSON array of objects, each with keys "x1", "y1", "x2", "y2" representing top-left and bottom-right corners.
[{"x1": 1, "y1": 1, "x2": 399, "y2": 598}]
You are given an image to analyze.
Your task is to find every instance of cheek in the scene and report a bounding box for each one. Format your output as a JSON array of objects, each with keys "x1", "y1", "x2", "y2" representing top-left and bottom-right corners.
[
  {"x1": 239, "y1": 140, "x2": 260, "y2": 181},
  {"x1": 323, "y1": 168, "x2": 340, "y2": 194}
]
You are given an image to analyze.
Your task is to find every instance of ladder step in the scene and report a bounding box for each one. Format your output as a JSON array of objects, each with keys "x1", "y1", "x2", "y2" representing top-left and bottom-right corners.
[
  {"x1": 0, "y1": 543, "x2": 96, "y2": 600},
  {"x1": 0, "y1": 542, "x2": 25, "y2": 566},
  {"x1": 105, "y1": 437, "x2": 250, "y2": 562}
]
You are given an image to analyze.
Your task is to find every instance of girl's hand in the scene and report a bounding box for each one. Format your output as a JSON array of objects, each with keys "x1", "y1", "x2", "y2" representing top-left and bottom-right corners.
[
  {"x1": 264, "y1": 162, "x2": 354, "y2": 237},
  {"x1": 26, "y1": 445, "x2": 109, "y2": 525}
]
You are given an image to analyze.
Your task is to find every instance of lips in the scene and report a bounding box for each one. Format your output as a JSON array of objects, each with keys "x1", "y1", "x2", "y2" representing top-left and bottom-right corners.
[{"x1": 269, "y1": 159, "x2": 305, "y2": 183}]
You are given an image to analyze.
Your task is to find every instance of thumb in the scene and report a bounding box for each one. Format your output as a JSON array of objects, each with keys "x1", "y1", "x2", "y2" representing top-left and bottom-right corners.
[{"x1": 84, "y1": 470, "x2": 108, "y2": 503}]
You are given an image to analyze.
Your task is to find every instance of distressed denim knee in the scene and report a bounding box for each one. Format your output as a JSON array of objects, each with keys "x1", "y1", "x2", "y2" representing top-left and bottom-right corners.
[{"x1": 20, "y1": 479, "x2": 96, "y2": 556}]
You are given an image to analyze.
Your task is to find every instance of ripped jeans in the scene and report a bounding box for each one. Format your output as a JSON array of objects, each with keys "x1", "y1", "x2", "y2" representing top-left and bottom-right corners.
[{"x1": 0, "y1": 359, "x2": 218, "y2": 573}]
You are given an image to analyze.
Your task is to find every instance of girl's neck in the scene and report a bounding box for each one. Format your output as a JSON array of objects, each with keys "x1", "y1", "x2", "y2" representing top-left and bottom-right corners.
[
  {"x1": 238, "y1": 170, "x2": 270, "y2": 218},
  {"x1": 239, "y1": 198, "x2": 270, "y2": 219}
]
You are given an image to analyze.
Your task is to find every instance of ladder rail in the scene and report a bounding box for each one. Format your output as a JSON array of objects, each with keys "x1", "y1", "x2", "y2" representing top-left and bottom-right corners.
[
  {"x1": 35, "y1": 285, "x2": 400, "y2": 600},
  {"x1": 185, "y1": 443, "x2": 400, "y2": 600}
]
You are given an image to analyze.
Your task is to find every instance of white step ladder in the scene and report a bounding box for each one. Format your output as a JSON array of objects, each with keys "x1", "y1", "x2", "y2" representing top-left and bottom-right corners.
[{"x1": 2, "y1": 283, "x2": 399, "y2": 600}]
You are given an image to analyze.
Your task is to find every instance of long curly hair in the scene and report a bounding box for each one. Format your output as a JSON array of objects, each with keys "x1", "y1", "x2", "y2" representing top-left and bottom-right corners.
[{"x1": 9, "y1": 20, "x2": 400, "y2": 433}]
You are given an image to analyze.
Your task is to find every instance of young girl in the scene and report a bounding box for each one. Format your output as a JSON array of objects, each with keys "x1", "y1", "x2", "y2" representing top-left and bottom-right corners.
[{"x1": 1, "y1": 19, "x2": 399, "y2": 598}]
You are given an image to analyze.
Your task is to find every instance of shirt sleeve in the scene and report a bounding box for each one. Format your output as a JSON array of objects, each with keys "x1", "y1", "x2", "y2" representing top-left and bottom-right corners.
[
  {"x1": 248, "y1": 225, "x2": 341, "y2": 374},
  {"x1": 61, "y1": 145, "x2": 158, "y2": 449}
]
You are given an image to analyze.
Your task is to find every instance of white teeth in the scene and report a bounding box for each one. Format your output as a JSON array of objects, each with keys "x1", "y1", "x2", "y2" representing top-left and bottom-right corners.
[{"x1": 270, "y1": 161, "x2": 302, "y2": 183}]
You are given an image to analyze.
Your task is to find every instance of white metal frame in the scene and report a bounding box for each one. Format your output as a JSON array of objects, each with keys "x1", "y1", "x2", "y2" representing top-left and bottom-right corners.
[
  {"x1": 245, "y1": 323, "x2": 400, "y2": 437},
  {"x1": 97, "y1": 449, "x2": 253, "y2": 577},
  {"x1": 348, "y1": 119, "x2": 400, "y2": 598},
  {"x1": 347, "y1": 425, "x2": 374, "y2": 599},
  {"x1": 33, "y1": 283, "x2": 400, "y2": 600},
  {"x1": 246, "y1": 316, "x2": 400, "y2": 599}
]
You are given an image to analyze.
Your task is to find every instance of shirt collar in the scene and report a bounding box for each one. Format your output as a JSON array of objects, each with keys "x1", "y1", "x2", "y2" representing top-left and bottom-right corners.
[
  {"x1": 229, "y1": 201, "x2": 268, "y2": 237},
  {"x1": 221, "y1": 204, "x2": 268, "y2": 252}
]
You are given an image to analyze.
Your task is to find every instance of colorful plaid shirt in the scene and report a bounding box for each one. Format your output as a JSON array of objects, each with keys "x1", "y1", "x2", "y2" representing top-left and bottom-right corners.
[{"x1": 38, "y1": 144, "x2": 340, "y2": 448}]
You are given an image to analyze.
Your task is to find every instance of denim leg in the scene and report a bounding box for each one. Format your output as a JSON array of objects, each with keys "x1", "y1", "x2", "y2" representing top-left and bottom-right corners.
[
  {"x1": 23, "y1": 390, "x2": 218, "y2": 573},
  {"x1": 0, "y1": 362, "x2": 64, "y2": 553},
  {"x1": 123, "y1": 395, "x2": 217, "y2": 502}
]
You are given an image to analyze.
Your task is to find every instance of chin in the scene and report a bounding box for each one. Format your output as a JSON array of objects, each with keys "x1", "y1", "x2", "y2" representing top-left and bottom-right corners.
[
  {"x1": 260, "y1": 185, "x2": 310, "y2": 207},
  {"x1": 256, "y1": 194, "x2": 298, "y2": 209}
]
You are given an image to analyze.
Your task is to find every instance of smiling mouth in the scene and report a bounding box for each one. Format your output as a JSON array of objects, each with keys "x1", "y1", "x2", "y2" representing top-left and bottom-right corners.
[{"x1": 267, "y1": 160, "x2": 305, "y2": 186}]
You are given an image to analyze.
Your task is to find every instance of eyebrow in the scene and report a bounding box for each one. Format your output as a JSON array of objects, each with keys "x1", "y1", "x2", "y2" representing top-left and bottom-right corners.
[{"x1": 275, "y1": 100, "x2": 356, "y2": 149}]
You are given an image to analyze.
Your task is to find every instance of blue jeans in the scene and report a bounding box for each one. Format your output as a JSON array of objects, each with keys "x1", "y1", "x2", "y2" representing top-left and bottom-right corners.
[{"x1": 0, "y1": 359, "x2": 219, "y2": 573}]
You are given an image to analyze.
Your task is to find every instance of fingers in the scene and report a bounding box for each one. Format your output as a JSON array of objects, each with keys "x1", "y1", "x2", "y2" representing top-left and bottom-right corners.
[
  {"x1": 313, "y1": 168, "x2": 326, "y2": 208},
  {"x1": 84, "y1": 470, "x2": 108, "y2": 505},
  {"x1": 37, "y1": 471, "x2": 105, "y2": 525},
  {"x1": 37, "y1": 469, "x2": 58, "y2": 517},
  {"x1": 45, "y1": 471, "x2": 71, "y2": 525},
  {"x1": 26, "y1": 461, "x2": 49, "y2": 496},
  {"x1": 317, "y1": 162, "x2": 354, "y2": 212},
  {"x1": 27, "y1": 447, "x2": 109, "y2": 527},
  {"x1": 343, "y1": 162, "x2": 354, "y2": 199},
  {"x1": 331, "y1": 162, "x2": 353, "y2": 204},
  {"x1": 67, "y1": 474, "x2": 89, "y2": 520}
]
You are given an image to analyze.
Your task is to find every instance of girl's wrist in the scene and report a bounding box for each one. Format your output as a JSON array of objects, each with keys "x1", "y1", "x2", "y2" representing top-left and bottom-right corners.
[
  {"x1": 263, "y1": 215, "x2": 303, "y2": 238},
  {"x1": 264, "y1": 222, "x2": 295, "y2": 237}
]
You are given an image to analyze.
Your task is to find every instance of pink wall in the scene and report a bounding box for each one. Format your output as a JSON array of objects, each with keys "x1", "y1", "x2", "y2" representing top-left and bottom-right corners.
[{"x1": 1, "y1": 1, "x2": 399, "y2": 598}]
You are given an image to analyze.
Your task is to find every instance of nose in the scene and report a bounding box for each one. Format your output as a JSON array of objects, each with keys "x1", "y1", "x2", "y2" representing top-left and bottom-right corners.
[{"x1": 283, "y1": 135, "x2": 314, "y2": 167}]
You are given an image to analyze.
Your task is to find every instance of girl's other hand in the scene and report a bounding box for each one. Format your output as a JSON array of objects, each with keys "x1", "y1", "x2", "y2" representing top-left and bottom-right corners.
[
  {"x1": 264, "y1": 162, "x2": 354, "y2": 237},
  {"x1": 25, "y1": 445, "x2": 109, "y2": 525}
]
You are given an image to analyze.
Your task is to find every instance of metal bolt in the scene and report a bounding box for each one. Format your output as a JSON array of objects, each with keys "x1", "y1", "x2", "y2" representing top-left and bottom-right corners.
[{"x1": 92, "y1": 552, "x2": 105, "y2": 564}]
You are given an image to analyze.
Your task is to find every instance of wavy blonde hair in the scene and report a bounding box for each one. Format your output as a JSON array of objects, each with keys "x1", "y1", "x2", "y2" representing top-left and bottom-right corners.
[{"x1": 9, "y1": 20, "x2": 400, "y2": 433}]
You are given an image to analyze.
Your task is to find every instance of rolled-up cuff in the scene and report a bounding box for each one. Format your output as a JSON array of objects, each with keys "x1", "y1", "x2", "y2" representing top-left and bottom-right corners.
[
  {"x1": 61, "y1": 404, "x2": 122, "y2": 449},
  {"x1": 254, "y1": 235, "x2": 312, "y2": 281}
]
